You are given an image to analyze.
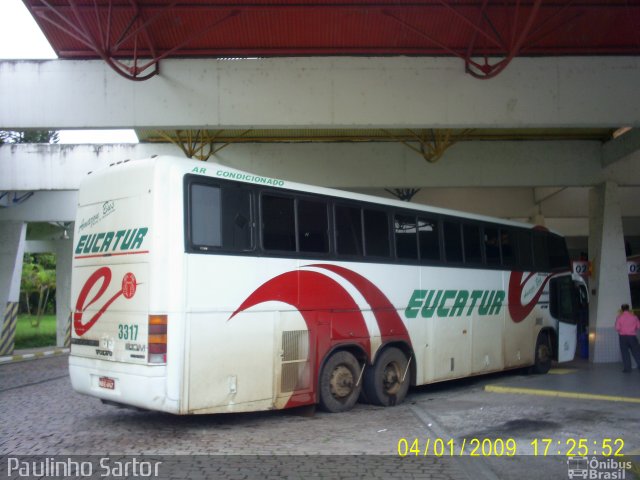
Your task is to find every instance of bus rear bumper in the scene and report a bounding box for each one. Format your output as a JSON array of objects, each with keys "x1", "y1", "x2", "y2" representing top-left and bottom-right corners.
[{"x1": 69, "y1": 355, "x2": 179, "y2": 414}]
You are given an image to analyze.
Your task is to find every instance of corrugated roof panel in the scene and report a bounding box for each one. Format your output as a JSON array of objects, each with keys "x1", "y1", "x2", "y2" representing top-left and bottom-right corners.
[{"x1": 23, "y1": 1, "x2": 640, "y2": 59}]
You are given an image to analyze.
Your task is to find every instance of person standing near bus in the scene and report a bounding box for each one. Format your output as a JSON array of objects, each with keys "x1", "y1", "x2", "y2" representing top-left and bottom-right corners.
[{"x1": 615, "y1": 304, "x2": 640, "y2": 373}]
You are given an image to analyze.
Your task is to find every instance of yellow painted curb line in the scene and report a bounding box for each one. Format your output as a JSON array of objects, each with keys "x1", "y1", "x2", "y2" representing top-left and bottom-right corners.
[
  {"x1": 485, "y1": 384, "x2": 640, "y2": 404},
  {"x1": 548, "y1": 368, "x2": 576, "y2": 375},
  {"x1": 0, "y1": 348, "x2": 69, "y2": 364}
]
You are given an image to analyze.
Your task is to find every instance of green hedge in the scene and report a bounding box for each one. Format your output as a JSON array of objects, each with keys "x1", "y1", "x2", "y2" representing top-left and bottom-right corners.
[{"x1": 15, "y1": 315, "x2": 57, "y2": 349}]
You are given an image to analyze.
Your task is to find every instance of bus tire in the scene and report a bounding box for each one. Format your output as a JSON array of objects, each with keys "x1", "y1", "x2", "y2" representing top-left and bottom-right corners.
[
  {"x1": 318, "y1": 351, "x2": 362, "y2": 413},
  {"x1": 531, "y1": 332, "x2": 552, "y2": 374},
  {"x1": 362, "y1": 347, "x2": 410, "y2": 407}
]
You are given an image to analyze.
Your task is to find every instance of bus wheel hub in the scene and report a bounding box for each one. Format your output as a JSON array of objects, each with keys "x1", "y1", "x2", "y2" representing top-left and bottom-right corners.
[
  {"x1": 330, "y1": 365, "x2": 354, "y2": 398},
  {"x1": 383, "y1": 363, "x2": 401, "y2": 394}
]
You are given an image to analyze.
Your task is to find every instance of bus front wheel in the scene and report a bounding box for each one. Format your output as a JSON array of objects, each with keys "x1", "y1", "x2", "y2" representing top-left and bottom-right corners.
[
  {"x1": 318, "y1": 351, "x2": 362, "y2": 413},
  {"x1": 531, "y1": 332, "x2": 552, "y2": 374},
  {"x1": 362, "y1": 347, "x2": 410, "y2": 407}
]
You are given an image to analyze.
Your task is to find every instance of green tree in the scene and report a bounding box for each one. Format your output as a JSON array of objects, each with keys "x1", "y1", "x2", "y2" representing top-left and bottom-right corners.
[
  {"x1": 21, "y1": 254, "x2": 37, "y2": 316},
  {"x1": 21, "y1": 253, "x2": 57, "y2": 326}
]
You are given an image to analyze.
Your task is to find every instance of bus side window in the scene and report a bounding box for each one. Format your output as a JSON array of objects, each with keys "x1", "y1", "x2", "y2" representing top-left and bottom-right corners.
[
  {"x1": 463, "y1": 224, "x2": 482, "y2": 264},
  {"x1": 548, "y1": 233, "x2": 570, "y2": 270},
  {"x1": 516, "y1": 229, "x2": 534, "y2": 271},
  {"x1": 298, "y1": 199, "x2": 329, "y2": 254},
  {"x1": 364, "y1": 209, "x2": 390, "y2": 257},
  {"x1": 418, "y1": 216, "x2": 440, "y2": 262},
  {"x1": 395, "y1": 214, "x2": 418, "y2": 260},
  {"x1": 500, "y1": 229, "x2": 515, "y2": 267},
  {"x1": 262, "y1": 194, "x2": 296, "y2": 251},
  {"x1": 335, "y1": 205, "x2": 363, "y2": 257},
  {"x1": 190, "y1": 184, "x2": 222, "y2": 249},
  {"x1": 533, "y1": 232, "x2": 550, "y2": 271},
  {"x1": 484, "y1": 227, "x2": 500, "y2": 266},
  {"x1": 222, "y1": 187, "x2": 253, "y2": 251},
  {"x1": 443, "y1": 221, "x2": 463, "y2": 263}
]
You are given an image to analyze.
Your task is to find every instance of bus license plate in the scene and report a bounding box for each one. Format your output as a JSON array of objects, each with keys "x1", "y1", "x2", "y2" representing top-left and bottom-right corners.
[{"x1": 99, "y1": 376, "x2": 115, "y2": 390}]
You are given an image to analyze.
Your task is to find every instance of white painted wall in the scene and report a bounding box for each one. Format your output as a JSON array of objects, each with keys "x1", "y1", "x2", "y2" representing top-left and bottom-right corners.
[
  {"x1": 0, "y1": 140, "x2": 619, "y2": 190},
  {"x1": 2, "y1": 57, "x2": 640, "y2": 129},
  {"x1": 2, "y1": 141, "x2": 640, "y2": 235},
  {"x1": 0, "y1": 191, "x2": 78, "y2": 222}
]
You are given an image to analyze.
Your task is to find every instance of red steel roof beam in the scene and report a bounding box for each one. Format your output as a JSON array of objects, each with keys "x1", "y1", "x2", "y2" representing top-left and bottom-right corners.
[
  {"x1": 30, "y1": 0, "x2": 157, "y2": 80},
  {"x1": 33, "y1": 0, "x2": 98, "y2": 53},
  {"x1": 435, "y1": 0, "x2": 505, "y2": 50},
  {"x1": 519, "y1": 1, "x2": 583, "y2": 54},
  {"x1": 463, "y1": 0, "x2": 493, "y2": 74},
  {"x1": 126, "y1": 9, "x2": 240, "y2": 76},
  {"x1": 111, "y1": 0, "x2": 177, "y2": 53},
  {"x1": 465, "y1": 0, "x2": 543, "y2": 79}
]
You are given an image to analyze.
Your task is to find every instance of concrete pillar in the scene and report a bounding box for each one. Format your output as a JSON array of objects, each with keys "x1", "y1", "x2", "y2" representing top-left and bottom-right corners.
[
  {"x1": 0, "y1": 222, "x2": 27, "y2": 355},
  {"x1": 588, "y1": 181, "x2": 631, "y2": 363},
  {"x1": 56, "y1": 235, "x2": 73, "y2": 348}
]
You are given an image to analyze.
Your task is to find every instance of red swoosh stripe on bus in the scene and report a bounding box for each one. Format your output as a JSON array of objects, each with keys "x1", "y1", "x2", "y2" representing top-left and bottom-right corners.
[
  {"x1": 310, "y1": 264, "x2": 411, "y2": 347},
  {"x1": 230, "y1": 270, "x2": 371, "y2": 409},
  {"x1": 507, "y1": 271, "x2": 553, "y2": 323},
  {"x1": 230, "y1": 270, "x2": 371, "y2": 352}
]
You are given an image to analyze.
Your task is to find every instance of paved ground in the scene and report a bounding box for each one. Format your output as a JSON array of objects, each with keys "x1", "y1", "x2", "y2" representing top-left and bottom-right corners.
[{"x1": 1, "y1": 355, "x2": 639, "y2": 479}]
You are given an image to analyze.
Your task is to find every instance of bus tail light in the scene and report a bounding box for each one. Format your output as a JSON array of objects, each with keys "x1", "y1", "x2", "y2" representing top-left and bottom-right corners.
[{"x1": 148, "y1": 314, "x2": 167, "y2": 364}]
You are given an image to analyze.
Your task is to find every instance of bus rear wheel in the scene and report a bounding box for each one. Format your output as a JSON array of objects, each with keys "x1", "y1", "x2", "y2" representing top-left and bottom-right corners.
[
  {"x1": 531, "y1": 332, "x2": 552, "y2": 374},
  {"x1": 362, "y1": 347, "x2": 410, "y2": 407},
  {"x1": 318, "y1": 351, "x2": 362, "y2": 413}
]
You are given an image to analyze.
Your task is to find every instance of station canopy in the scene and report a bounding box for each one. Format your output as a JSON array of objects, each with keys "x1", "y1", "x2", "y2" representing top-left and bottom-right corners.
[
  {"x1": 24, "y1": 1, "x2": 640, "y2": 81},
  {"x1": 21, "y1": 1, "x2": 640, "y2": 152}
]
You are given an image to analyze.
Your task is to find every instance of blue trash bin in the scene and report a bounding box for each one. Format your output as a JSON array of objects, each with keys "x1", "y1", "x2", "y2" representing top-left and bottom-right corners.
[{"x1": 579, "y1": 332, "x2": 589, "y2": 359}]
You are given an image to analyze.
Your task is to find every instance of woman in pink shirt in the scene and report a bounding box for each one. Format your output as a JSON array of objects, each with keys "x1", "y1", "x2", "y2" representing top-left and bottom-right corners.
[{"x1": 615, "y1": 304, "x2": 640, "y2": 373}]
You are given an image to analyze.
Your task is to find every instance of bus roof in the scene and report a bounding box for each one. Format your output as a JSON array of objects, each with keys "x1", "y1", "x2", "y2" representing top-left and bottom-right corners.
[{"x1": 92, "y1": 155, "x2": 559, "y2": 235}]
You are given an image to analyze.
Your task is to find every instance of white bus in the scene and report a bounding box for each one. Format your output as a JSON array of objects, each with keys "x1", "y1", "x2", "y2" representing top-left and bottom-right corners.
[{"x1": 69, "y1": 155, "x2": 586, "y2": 414}]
